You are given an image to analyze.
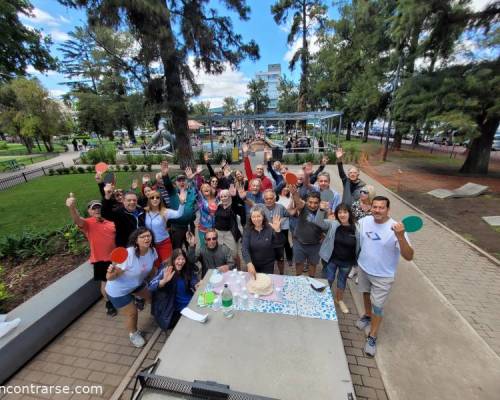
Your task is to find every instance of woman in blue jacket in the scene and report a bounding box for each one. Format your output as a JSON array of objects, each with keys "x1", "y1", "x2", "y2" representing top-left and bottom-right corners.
[
  {"x1": 148, "y1": 248, "x2": 199, "y2": 330},
  {"x1": 314, "y1": 203, "x2": 360, "y2": 314}
]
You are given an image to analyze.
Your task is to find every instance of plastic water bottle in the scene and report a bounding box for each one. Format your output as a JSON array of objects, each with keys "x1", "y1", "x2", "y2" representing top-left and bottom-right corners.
[{"x1": 221, "y1": 283, "x2": 234, "y2": 319}]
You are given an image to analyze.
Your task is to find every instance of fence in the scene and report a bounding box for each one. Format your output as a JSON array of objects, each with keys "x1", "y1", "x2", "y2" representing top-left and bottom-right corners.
[{"x1": 0, "y1": 162, "x2": 65, "y2": 191}]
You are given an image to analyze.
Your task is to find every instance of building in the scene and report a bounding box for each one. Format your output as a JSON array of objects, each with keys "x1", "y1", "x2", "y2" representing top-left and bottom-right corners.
[{"x1": 255, "y1": 64, "x2": 281, "y2": 111}]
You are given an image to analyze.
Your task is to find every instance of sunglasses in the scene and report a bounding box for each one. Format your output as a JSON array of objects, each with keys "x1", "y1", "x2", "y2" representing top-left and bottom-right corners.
[
  {"x1": 206, "y1": 237, "x2": 217, "y2": 241},
  {"x1": 360, "y1": 190, "x2": 369, "y2": 194},
  {"x1": 90, "y1": 205, "x2": 101, "y2": 210},
  {"x1": 149, "y1": 196, "x2": 161, "y2": 200}
]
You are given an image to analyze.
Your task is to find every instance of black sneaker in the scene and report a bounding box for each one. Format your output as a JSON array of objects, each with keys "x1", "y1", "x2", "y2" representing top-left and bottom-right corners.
[
  {"x1": 135, "y1": 297, "x2": 145, "y2": 311},
  {"x1": 105, "y1": 301, "x2": 117, "y2": 317}
]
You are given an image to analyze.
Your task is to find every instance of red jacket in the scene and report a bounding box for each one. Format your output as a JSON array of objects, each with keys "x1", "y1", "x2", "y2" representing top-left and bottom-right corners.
[{"x1": 244, "y1": 156, "x2": 273, "y2": 191}]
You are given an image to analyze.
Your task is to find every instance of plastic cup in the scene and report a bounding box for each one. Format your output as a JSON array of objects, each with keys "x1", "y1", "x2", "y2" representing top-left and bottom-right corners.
[{"x1": 213, "y1": 296, "x2": 221, "y2": 311}]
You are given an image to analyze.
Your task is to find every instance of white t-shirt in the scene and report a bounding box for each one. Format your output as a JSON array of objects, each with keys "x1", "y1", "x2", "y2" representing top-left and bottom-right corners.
[
  {"x1": 357, "y1": 215, "x2": 410, "y2": 278},
  {"x1": 106, "y1": 247, "x2": 157, "y2": 297}
]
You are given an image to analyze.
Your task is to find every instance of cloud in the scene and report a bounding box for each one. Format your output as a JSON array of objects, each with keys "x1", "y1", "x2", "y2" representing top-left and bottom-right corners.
[
  {"x1": 470, "y1": 0, "x2": 492, "y2": 11},
  {"x1": 26, "y1": 65, "x2": 58, "y2": 76},
  {"x1": 284, "y1": 34, "x2": 320, "y2": 62},
  {"x1": 21, "y1": 7, "x2": 60, "y2": 27},
  {"x1": 59, "y1": 15, "x2": 71, "y2": 24},
  {"x1": 189, "y1": 58, "x2": 250, "y2": 107},
  {"x1": 49, "y1": 29, "x2": 71, "y2": 42}
]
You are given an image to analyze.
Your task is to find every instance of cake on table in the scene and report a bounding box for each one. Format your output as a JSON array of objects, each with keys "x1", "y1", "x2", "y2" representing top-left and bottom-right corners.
[{"x1": 247, "y1": 273, "x2": 273, "y2": 296}]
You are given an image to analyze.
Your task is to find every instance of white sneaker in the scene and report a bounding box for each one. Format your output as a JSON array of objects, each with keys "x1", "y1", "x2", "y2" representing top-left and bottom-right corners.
[
  {"x1": 129, "y1": 331, "x2": 145, "y2": 348},
  {"x1": 337, "y1": 300, "x2": 349, "y2": 314}
]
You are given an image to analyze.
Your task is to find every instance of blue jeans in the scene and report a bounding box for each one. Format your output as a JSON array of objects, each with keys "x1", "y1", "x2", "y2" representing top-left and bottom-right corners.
[{"x1": 324, "y1": 261, "x2": 352, "y2": 289}]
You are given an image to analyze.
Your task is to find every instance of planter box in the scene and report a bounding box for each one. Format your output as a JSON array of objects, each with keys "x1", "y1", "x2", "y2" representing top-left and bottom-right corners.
[{"x1": 0, "y1": 262, "x2": 100, "y2": 384}]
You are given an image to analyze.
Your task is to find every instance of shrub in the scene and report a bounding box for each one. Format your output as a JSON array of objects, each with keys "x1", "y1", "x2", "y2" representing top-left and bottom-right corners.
[
  {"x1": 83, "y1": 145, "x2": 116, "y2": 164},
  {"x1": 77, "y1": 167, "x2": 85, "y2": 174},
  {"x1": 48, "y1": 168, "x2": 55, "y2": 176},
  {"x1": 140, "y1": 165, "x2": 146, "y2": 172},
  {"x1": 115, "y1": 164, "x2": 122, "y2": 171},
  {"x1": 80, "y1": 154, "x2": 88, "y2": 164},
  {"x1": 56, "y1": 168, "x2": 64, "y2": 175},
  {"x1": 130, "y1": 164, "x2": 137, "y2": 171},
  {"x1": 0, "y1": 141, "x2": 8, "y2": 150},
  {"x1": 195, "y1": 149, "x2": 205, "y2": 164},
  {"x1": 146, "y1": 164, "x2": 152, "y2": 172},
  {"x1": 62, "y1": 168, "x2": 70, "y2": 174},
  {"x1": 85, "y1": 166, "x2": 93, "y2": 173},
  {"x1": 69, "y1": 166, "x2": 77, "y2": 174},
  {"x1": 123, "y1": 164, "x2": 130, "y2": 172}
]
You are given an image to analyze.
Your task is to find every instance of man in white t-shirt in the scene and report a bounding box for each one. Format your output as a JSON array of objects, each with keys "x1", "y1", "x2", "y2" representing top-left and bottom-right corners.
[{"x1": 356, "y1": 196, "x2": 414, "y2": 357}]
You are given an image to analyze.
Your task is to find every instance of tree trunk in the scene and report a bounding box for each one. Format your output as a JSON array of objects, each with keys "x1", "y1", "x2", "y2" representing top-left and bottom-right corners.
[
  {"x1": 362, "y1": 120, "x2": 369, "y2": 143},
  {"x1": 124, "y1": 116, "x2": 136, "y2": 144},
  {"x1": 346, "y1": 121, "x2": 352, "y2": 141},
  {"x1": 20, "y1": 135, "x2": 33, "y2": 154},
  {"x1": 392, "y1": 126, "x2": 402, "y2": 150},
  {"x1": 159, "y1": 18, "x2": 194, "y2": 169},
  {"x1": 411, "y1": 127, "x2": 420, "y2": 149},
  {"x1": 297, "y1": 1, "x2": 308, "y2": 134},
  {"x1": 459, "y1": 118, "x2": 499, "y2": 174},
  {"x1": 34, "y1": 137, "x2": 42, "y2": 151}
]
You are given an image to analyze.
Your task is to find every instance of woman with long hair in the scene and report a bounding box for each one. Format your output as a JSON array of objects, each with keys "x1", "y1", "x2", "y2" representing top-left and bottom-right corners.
[
  {"x1": 144, "y1": 189, "x2": 186, "y2": 264},
  {"x1": 314, "y1": 203, "x2": 359, "y2": 314},
  {"x1": 197, "y1": 183, "x2": 217, "y2": 247},
  {"x1": 148, "y1": 248, "x2": 199, "y2": 330},
  {"x1": 242, "y1": 206, "x2": 284, "y2": 277},
  {"x1": 105, "y1": 227, "x2": 158, "y2": 347}
]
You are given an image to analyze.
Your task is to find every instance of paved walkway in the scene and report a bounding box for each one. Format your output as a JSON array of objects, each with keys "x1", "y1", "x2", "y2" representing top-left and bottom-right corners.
[{"x1": 0, "y1": 151, "x2": 79, "y2": 179}]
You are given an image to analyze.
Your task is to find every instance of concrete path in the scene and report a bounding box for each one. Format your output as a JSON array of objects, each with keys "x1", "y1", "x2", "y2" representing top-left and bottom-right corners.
[
  {"x1": 321, "y1": 164, "x2": 500, "y2": 399},
  {"x1": 0, "y1": 151, "x2": 79, "y2": 179}
]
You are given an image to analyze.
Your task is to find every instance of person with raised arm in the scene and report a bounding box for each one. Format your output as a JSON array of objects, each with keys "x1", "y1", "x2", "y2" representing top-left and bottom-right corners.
[
  {"x1": 335, "y1": 147, "x2": 366, "y2": 207},
  {"x1": 241, "y1": 143, "x2": 273, "y2": 191}
]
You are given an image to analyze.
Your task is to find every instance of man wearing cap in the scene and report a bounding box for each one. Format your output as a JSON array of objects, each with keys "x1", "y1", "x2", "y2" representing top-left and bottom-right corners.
[
  {"x1": 161, "y1": 161, "x2": 197, "y2": 250},
  {"x1": 66, "y1": 194, "x2": 117, "y2": 316}
]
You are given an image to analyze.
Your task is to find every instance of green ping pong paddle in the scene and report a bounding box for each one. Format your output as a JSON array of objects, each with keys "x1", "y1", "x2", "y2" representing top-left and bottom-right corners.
[{"x1": 402, "y1": 215, "x2": 423, "y2": 233}]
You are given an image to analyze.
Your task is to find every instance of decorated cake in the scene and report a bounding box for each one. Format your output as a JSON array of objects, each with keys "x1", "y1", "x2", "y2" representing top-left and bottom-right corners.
[{"x1": 247, "y1": 273, "x2": 273, "y2": 296}]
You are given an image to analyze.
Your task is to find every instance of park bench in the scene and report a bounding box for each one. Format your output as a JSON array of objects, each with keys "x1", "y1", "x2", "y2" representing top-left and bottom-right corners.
[{"x1": 0, "y1": 159, "x2": 25, "y2": 172}]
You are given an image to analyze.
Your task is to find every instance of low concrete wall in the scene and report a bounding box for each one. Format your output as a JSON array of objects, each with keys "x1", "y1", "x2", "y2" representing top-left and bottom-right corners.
[{"x1": 0, "y1": 262, "x2": 101, "y2": 384}]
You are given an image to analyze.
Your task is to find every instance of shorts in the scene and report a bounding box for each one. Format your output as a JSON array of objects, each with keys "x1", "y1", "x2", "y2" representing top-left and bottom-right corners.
[
  {"x1": 107, "y1": 284, "x2": 146, "y2": 309},
  {"x1": 216, "y1": 229, "x2": 238, "y2": 258},
  {"x1": 293, "y1": 240, "x2": 321, "y2": 265},
  {"x1": 93, "y1": 261, "x2": 111, "y2": 281},
  {"x1": 357, "y1": 268, "x2": 395, "y2": 309},
  {"x1": 324, "y1": 260, "x2": 352, "y2": 289}
]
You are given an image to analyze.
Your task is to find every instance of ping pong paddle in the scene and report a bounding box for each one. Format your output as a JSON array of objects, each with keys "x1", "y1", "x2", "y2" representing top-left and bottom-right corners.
[
  {"x1": 103, "y1": 171, "x2": 115, "y2": 185},
  {"x1": 95, "y1": 162, "x2": 108, "y2": 174},
  {"x1": 402, "y1": 215, "x2": 423, "y2": 233},
  {"x1": 110, "y1": 247, "x2": 128, "y2": 264},
  {"x1": 285, "y1": 172, "x2": 298, "y2": 185}
]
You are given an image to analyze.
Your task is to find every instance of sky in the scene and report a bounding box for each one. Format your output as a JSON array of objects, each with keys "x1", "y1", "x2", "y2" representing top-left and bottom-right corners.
[{"x1": 20, "y1": 0, "x2": 494, "y2": 107}]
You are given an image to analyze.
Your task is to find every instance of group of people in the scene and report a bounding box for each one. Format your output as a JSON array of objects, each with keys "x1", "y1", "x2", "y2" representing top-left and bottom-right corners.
[{"x1": 67, "y1": 144, "x2": 414, "y2": 356}]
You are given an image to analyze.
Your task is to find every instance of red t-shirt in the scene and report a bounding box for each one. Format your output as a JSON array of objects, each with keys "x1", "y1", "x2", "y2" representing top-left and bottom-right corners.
[{"x1": 81, "y1": 217, "x2": 116, "y2": 263}]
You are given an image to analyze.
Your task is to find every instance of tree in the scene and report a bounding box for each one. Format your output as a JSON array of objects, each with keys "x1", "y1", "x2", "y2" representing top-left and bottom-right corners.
[
  {"x1": 0, "y1": 0, "x2": 56, "y2": 81},
  {"x1": 190, "y1": 101, "x2": 211, "y2": 117},
  {"x1": 277, "y1": 76, "x2": 298, "y2": 113},
  {"x1": 245, "y1": 79, "x2": 270, "y2": 114},
  {"x1": 223, "y1": 97, "x2": 238, "y2": 115},
  {"x1": 0, "y1": 78, "x2": 69, "y2": 152},
  {"x1": 61, "y1": 0, "x2": 259, "y2": 168},
  {"x1": 394, "y1": 59, "x2": 500, "y2": 174},
  {"x1": 271, "y1": 0, "x2": 327, "y2": 112}
]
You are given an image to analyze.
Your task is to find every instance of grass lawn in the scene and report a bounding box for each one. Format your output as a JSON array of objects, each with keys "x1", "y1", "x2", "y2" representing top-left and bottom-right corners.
[
  {"x1": 0, "y1": 172, "x2": 140, "y2": 238},
  {"x1": 0, "y1": 143, "x2": 65, "y2": 156},
  {"x1": 0, "y1": 154, "x2": 56, "y2": 170}
]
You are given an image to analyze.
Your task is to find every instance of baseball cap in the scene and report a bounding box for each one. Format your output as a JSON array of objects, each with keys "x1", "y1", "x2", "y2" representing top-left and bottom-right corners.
[
  {"x1": 87, "y1": 200, "x2": 102, "y2": 208},
  {"x1": 176, "y1": 174, "x2": 186, "y2": 181}
]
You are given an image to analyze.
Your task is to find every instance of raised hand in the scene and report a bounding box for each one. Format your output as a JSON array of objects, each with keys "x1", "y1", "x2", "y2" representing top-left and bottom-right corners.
[
  {"x1": 335, "y1": 147, "x2": 344, "y2": 160},
  {"x1": 104, "y1": 183, "x2": 114, "y2": 199},
  {"x1": 270, "y1": 215, "x2": 282, "y2": 232},
  {"x1": 160, "y1": 265, "x2": 176, "y2": 285},
  {"x1": 242, "y1": 143, "x2": 249, "y2": 155},
  {"x1": 131, "y1": 179, "x2": 138, "y2": 190},
  {"x1": 264, "y1": 149, "x2": 272, "y2": 162},
  {"x1": 142, "y1": 174, "x2": 151, "y2": 184},
  {"x1": 66, "y1": 192, "x2": 76, "y2": 208},
  {"x1": 186, "y1": 231, "x2": 196, "y2": 247},
  {"x1": 178, "y1": 188, "x2": 187, "y2": 204},
  {"x1": 392, "y1": 221, "x2": 406, "y2": 238},
  {"x1": 185, "y1": 166, "x2": 194, "y2": 180},
  {"x1": 155, "y1": 172, "x2": 163, "y2": 182},
  {"x1": 204, "y1": 152, "x2": 210, "y2": 163},
  {"x1": 220, "y1": 159, "x2": 227, "y2": 168},
  {"x1": 288, "y1": 184, "x2": 297, "y2": 195},
  {"x1": 320, "y1": 155, "x2": 329, "y2": 166},
  {"x1": 160, "y1": 160, "x2": 169, "y2": 176},
  {"x1": 195, "y1": 165, "x2": 203, "y2": 175}
]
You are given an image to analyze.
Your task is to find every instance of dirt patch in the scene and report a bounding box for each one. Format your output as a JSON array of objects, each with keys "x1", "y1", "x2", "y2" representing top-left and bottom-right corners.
[
  {"x1": 362, "y1": 147, "x2": 500, "y2": 260},
  {"x1": 1, "y1": 252, "x2": 88, "y2": 313}
]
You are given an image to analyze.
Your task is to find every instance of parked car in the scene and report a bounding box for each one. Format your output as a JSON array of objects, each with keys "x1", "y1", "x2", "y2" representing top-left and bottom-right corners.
[{"x1": 492, "y1": 132, "x2": 500, "y2": 151}]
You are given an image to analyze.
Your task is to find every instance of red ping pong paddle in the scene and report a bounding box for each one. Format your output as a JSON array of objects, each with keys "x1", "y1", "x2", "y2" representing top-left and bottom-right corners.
[
  {"x1": 95, "y1": 162, "x2": 108, "y2": 174},
  {"x1": 110, "y1": 247, "x2": 128, "y2": 264},
  {"x1": 285, "y1": 172, "x2": 298, "y2": 185}
]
